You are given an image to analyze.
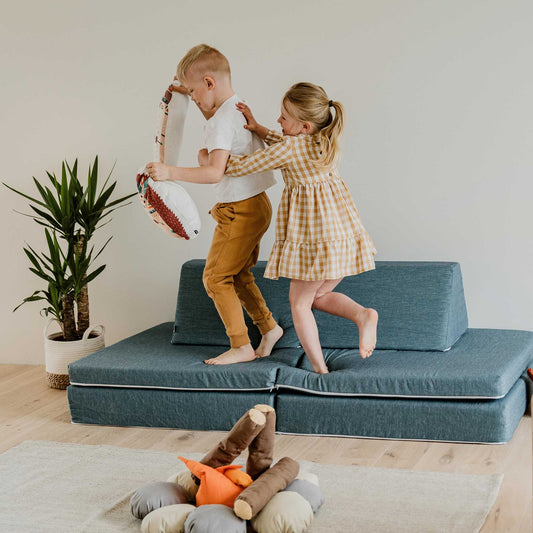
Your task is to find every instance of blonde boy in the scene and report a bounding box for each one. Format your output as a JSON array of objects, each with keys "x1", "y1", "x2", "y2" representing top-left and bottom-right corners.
[{"x1": 146, "y1": 44, "x2": 283, "y2": 364}]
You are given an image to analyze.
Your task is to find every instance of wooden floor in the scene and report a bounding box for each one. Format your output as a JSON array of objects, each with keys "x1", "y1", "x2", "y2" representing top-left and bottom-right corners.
[{"x1": 1, "y1": 364, "x2": 531, "y2": 532}]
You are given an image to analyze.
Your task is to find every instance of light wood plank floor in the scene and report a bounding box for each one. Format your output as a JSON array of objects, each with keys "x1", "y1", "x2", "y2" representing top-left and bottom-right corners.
[{"x1": 1, "y1": 364, "x2": 530, "y2": 532}]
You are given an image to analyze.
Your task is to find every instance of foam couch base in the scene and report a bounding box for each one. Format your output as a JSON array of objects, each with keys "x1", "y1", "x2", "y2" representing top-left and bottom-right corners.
[
  {"x1": 275, "y1": 378, "x2": 526, "y2": 444},
  {"x1": 67, "y1": 379, "x2": 526, "y2": 443},
  {"x1": 67, "y1": 386, "x2": 275, "y2": 431}
]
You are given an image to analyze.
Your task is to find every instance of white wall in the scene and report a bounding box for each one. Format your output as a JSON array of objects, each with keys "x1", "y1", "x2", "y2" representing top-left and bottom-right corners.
[{"x1": 1, "y1": 0, "x2": 532, "y2": 364}]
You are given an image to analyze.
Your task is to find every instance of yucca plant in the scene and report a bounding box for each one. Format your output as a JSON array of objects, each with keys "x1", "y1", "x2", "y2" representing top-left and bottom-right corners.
[{"x1": 4, "y1": 157, "x2": 136, "y2": 341}]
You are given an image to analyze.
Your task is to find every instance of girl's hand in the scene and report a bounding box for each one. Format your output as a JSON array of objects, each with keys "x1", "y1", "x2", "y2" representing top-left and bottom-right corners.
[
  {"x1": 236, "y1": 102, "x2": 258, "y2": 132},
  {"x1": 146, "y1": 162, "x2": 171, "y2": 181},
  {"x1": 198, "y1": 148, "x2": 209, "y2": 166}
]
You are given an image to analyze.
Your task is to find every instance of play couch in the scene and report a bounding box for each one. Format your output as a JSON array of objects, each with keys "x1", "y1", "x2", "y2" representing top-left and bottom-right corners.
[{"x1": 67, "y1": 260, "x2": 533, "y2": 444}]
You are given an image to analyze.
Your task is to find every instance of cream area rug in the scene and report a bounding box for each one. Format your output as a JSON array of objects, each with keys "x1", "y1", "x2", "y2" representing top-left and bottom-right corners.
[{"x1": 0, "y1": 441, "x2": 502, "y2": 532}]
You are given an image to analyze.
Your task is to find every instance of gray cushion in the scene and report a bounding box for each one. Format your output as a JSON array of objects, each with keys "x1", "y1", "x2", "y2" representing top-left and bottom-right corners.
[
  {"x1": 184, "y1": 504, "x2": 246, "y2": 533},
  {"x1": 285, "y1": 479, "x2": 324, "y2": 512},
  {"x1": 276, "y1": 329, "x2": 533, "y2": 399},
  {"x1": 130, "y1": 482, "x2": 187, "y2": 519},
  {"x1": 172, "y1": 260, "x2": 468, "y2": 352}
]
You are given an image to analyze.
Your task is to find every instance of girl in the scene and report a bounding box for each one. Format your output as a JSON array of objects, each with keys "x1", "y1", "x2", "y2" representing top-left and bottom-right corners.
[{"x1": 200, "y1": 82, "x2": 378, "y2": 374}]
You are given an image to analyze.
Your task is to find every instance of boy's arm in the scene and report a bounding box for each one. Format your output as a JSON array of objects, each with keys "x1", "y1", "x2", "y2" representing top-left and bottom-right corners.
[{"x1": 146, "y1": 149, "x2": 229, "y2": 184}]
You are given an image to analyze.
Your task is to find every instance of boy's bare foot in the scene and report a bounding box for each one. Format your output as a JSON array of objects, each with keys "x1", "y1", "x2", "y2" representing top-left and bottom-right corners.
[
  {"x1": 255, "y1": 325, "x2": 284, "y2": 358},
  {"x1": 355, "y1": 308, "x2": 379, "y2": 359},
  {"x1": 204, "y1": 344, "x2": 256, "y2": 365}
]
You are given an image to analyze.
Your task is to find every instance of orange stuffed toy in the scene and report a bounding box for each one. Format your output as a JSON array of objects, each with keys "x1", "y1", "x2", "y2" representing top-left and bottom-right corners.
[{"x1": 178, "y1": 457, "x2": 252, "y2": 507}]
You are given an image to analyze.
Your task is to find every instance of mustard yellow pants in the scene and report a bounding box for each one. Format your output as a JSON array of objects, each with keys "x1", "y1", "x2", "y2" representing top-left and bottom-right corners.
[{"x1": 203, "y1": 192, "x2": 277, "y2": 348}]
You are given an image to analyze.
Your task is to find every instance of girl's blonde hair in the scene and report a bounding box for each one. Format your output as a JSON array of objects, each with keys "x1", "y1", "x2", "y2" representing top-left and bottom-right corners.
[{"x1": 283, "y1": 82, "x2": 344, "y2": 168}]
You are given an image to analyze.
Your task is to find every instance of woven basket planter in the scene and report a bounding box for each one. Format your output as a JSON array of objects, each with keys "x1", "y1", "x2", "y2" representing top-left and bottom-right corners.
[{"x1": 44, "y1": 320, "x2": 105, "y2": 389}]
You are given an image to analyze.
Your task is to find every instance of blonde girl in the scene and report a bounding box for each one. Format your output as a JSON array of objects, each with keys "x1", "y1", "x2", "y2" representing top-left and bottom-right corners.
[{"x1": 199, "y1": 82, "x2": 378, "y2": 374}]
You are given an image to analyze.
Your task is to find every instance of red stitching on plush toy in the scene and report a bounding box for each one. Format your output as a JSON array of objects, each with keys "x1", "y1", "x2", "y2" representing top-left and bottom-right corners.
[{"x1": 145, "y1": 182, "x2": 189, "y2": 240}]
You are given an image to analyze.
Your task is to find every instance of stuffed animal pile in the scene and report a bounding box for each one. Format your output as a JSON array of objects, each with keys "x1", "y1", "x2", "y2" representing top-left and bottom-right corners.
[{"x1": 130, "y1": 405, "x2": 324, "y2": 532}]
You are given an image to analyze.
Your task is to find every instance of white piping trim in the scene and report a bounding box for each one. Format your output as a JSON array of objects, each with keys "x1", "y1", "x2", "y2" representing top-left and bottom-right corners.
[
  {"x1": 69, "y1": 381, "x2": 275, "y2": 393},
  {"x1": 276, "y1": 384, "x2": 506, "y2": 400},
  {"x1": 68, "y1": 381, "x2": 505, "y2": 400}
]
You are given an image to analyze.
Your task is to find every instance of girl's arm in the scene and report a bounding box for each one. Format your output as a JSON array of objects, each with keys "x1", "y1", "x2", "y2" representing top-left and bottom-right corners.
[
  {"x1": 236, "y1": 103, "x2": 283, "y2": 145},
  {"x1": 263, "y1": 130, "x2": 284, "y2": 146},
  {"x1": 146, "y1": 149, "x2": 229, "y2": 184},
  {"x1": 236, "y1": 102, "x2": 269, "y2": 140},
  {"x1": 224, "y1": 137, "x2": 293, "y2": 177}
]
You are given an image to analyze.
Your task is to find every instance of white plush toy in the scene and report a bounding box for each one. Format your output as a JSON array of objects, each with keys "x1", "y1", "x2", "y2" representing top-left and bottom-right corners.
[{"x1": 137, "y1": 82, "x2": 201, "y2": 240}]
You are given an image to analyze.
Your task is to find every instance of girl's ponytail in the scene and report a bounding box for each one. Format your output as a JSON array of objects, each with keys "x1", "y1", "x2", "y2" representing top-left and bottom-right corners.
[
  {"x1": 317, "y1": 100, "x2": 344, "y2": 168},
  {"x1": 283, "y1": 82, "x2": 345, "y2": 169}
]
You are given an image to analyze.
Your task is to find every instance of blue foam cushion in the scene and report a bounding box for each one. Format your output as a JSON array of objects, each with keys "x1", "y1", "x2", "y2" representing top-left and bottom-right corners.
[
  {"x1": 171, "y1": 260, "x2": 300, "y2": 349},
  {"x1": 172, "y1": 260, "x2": 468, "y2": 352},
  {"x1": 313, "y1": 261, "x2": 468, "y2": 351},
  {"x1": 68, "y1": 386, "x2": 275, "y2": 431},
  {"x1": 275, "y1": 329, "x2": 533, "y2": 399},
  {"x1": 68, "y1": 323, "x2": 301, "y2": 391},
  {"x1": 67, "y1": 378, "x2": 526, "y2": 443},
  {"x1": 275, "y1": 378, "x2": 526, "y2": 443}
]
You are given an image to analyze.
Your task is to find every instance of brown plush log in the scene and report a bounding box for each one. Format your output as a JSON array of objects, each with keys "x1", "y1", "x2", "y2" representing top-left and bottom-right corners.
[
  {"x1": 246, "y1": 404, "x2": 276, "y2": 480},
  {"x1": 200, "y1": 408, "x2": 266, "y2": 469},
  {"x1": 233, "y1": 457, "x2": 299, "y2": 520}
]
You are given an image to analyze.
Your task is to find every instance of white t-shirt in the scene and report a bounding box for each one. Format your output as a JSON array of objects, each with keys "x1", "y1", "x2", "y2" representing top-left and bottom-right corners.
[{"x1": 204, "y1": 94, "x2": 276, "y2": 203}]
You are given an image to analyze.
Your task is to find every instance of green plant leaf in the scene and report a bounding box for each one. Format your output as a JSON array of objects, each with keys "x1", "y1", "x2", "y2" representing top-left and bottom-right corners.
[
  {"x1": 2, "y1": 182, "x2": 47, "y2": 207},
  {"x1": 29, "y1": 267, "x2": 54, "y2": 284},
  {"x1": 83, "y1": 264, "x2": 106, "y2": 286},
  {"x1": 92, "y1": 236, "x2": 113, "y2": 262}
]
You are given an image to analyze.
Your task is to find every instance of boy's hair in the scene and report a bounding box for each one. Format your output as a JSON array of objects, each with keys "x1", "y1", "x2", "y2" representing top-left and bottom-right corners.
[
  {"x1": 177, "y1": 44, "x2": 231, "y2": 82},
  {"x1": 283, "y1": 82, "x2": 344, "y2": 169}
]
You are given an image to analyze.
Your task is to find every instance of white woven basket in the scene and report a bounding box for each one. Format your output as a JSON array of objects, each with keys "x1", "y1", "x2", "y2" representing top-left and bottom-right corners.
[{"x1": 44, "y1": 319, "x2": 105, "y2": 389}]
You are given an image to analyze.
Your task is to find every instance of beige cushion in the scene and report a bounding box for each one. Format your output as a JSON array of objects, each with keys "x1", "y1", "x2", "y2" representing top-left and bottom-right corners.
[
  {"x1": 166, "y1": 471, "x2": 199, "y2": 503},
  {"x1": 251, "y1": 491, "x2": 313, "y2": 533},
  {"x1": 141, "y1": 503, "x2": 196, "y2": 533}
]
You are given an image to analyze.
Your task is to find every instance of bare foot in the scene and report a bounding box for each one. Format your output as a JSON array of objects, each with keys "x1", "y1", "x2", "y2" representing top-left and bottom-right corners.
[
  {"x1": 204, "y1": 344, "x2": 256, "y2": 365},
  {"x1": 255, "y1": 325, "x2": 284, "y2": 358},
  {"x1": 355, "y1": 308, "x2": 378, "y2": 359}
]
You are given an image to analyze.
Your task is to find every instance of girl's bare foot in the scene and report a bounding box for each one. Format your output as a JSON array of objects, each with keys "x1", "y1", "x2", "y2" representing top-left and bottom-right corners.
[
  {"x1": 255, "y1": 325, "x2": 284, "y2": 358},
  {"x1": 355, "y1": 308, "x2": 379, "y2": 358},
  {"x1": 204, "y1": 344, "x2": 256, "y2": 365}
]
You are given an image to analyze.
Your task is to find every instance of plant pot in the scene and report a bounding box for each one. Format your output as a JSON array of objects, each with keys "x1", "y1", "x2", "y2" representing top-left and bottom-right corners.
[{"x1": 44, "y1": 319, "x2": 105, "y2": 389}]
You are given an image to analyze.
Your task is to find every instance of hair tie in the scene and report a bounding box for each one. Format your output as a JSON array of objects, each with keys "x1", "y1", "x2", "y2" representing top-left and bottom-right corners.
[{"x1": 328, "y1": 100, "x2": 333, "y2": 107}]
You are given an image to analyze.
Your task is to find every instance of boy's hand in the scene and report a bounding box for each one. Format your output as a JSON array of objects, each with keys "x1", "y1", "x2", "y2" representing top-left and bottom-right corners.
[
  {"x1": 198, "y1": 149, "x2": 209, "y2": 166},
  {"x1": 145, "y1": 162, "x2": 171, "y2": 181},
  {"x1": 171, "y1": 85, "x2": 190, "y2": 95},
  {"x1": 170, "y1": 76, "x2": 190, "y2": 95},
  {"x1": 236, "y1": 102, "x2": 258, "y2": 132}
]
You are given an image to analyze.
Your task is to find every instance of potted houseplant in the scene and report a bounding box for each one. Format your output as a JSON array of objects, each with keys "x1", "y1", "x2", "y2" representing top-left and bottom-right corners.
[{"x1": 4, "y1": 157, "x2": 135, "y2": 389}]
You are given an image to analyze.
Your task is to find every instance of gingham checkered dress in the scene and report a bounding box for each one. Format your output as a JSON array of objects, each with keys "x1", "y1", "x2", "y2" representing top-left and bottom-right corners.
[{"x1": 225, "y1": 130, "x2": 376, "y2": 281}]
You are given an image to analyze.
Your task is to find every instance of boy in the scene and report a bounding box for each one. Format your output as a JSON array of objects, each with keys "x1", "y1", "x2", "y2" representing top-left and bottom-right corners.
[{"x1": 146, "y1": 44, "x2": 283, "y2": 364}]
